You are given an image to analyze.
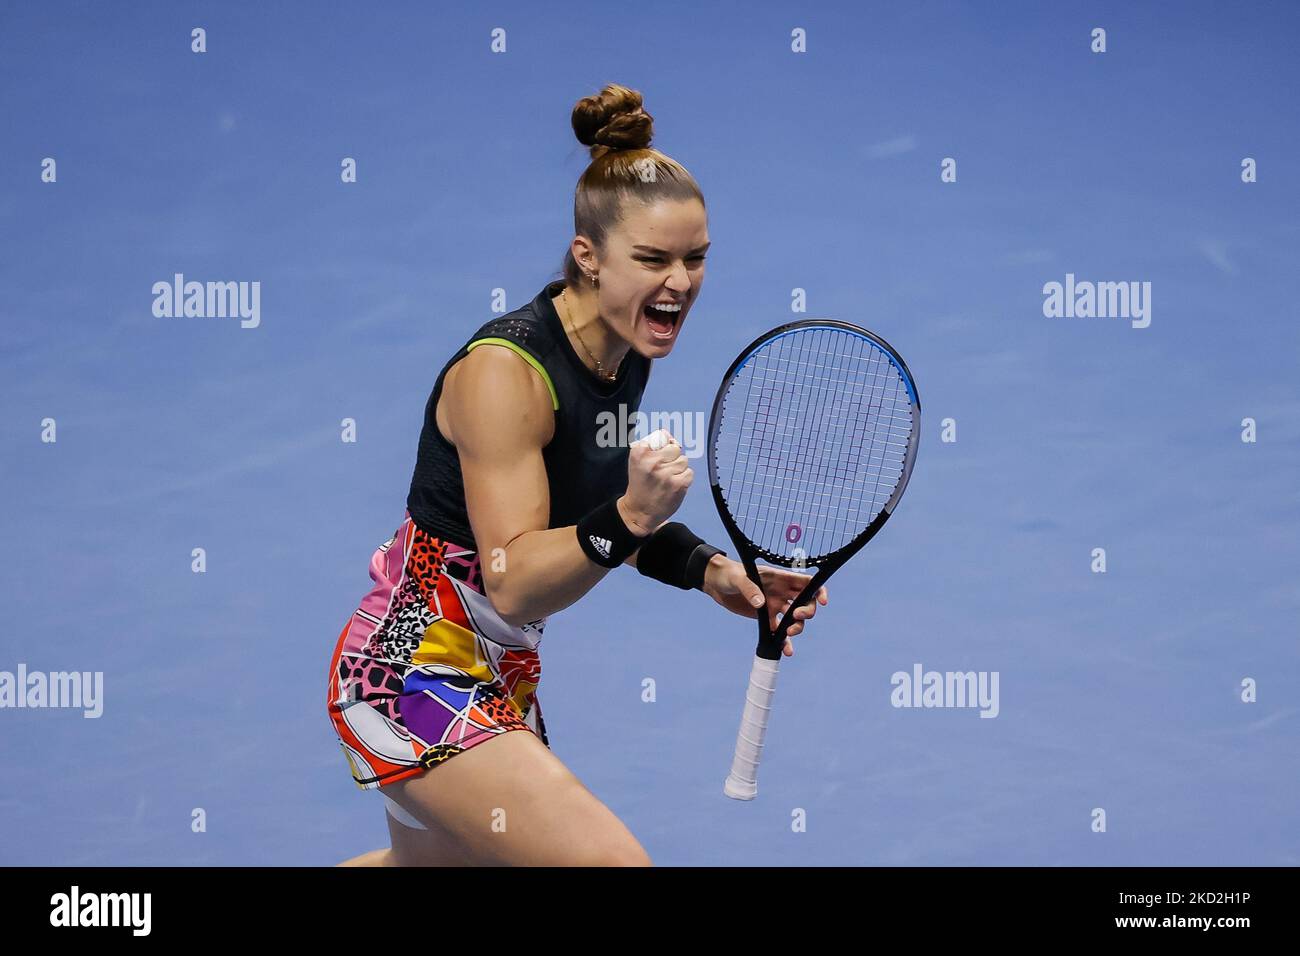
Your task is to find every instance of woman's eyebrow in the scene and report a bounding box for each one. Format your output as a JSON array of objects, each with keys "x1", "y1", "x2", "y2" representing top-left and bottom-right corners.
[{"x1": 632, "y1": 241, "x2": 712, "y2": 254}]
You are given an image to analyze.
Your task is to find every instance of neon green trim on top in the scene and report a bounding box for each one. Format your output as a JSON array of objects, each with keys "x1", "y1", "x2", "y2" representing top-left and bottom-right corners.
[{"x1": 465, "y1": 337, "x2": 560, "y2": 411}]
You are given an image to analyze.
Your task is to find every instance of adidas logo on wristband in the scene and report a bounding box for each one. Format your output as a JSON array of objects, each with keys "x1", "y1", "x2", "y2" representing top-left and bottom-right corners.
[{"x1": 576, "y1": 500, "x2": 638, "y2": 567}]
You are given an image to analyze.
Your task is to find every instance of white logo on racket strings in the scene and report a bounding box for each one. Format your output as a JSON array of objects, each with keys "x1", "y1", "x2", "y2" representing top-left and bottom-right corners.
[{"x1": 890, "y1": 664, "x2": 1000, "y2": 718}]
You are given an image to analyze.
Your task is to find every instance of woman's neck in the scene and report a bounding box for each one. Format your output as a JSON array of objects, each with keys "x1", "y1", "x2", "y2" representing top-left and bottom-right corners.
[{"x1": 555, "y1": 284, "x2": 631, "y2": 378}]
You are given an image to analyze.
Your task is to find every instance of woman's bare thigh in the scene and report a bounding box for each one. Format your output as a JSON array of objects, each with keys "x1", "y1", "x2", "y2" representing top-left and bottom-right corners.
[
  {"x1": 383, "y1": 729, "x2": 651, "y2": 866},
  {"x1": 384, "y1": 805, "x2": 477, "y2": 866}
]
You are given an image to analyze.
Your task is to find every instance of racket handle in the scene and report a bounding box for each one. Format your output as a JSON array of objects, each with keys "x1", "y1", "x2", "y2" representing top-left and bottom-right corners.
[{"x1": 723, "y1": 655, "x2": 781, "y2": 800}]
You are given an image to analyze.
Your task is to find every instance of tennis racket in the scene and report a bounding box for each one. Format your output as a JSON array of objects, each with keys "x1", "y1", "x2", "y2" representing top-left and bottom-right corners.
[{"x1": 707, "y1": 319, "x2": 920, "y2": 800}]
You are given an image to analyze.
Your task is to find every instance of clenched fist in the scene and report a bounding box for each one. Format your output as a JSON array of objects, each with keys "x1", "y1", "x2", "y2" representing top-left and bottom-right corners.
[{"x1": 618, "y1": 429, "x2": 693, "y2": 536}]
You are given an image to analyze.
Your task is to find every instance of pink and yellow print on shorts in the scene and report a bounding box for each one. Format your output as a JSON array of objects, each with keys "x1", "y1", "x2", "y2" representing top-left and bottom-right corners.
[{"x1": 326, "y1": 511, "x2": 549, "y2": 790}]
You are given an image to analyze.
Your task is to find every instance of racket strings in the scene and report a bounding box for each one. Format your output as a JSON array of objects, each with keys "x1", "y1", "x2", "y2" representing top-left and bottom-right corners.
[{"x1": 714, "y1": 327, "x2": 915, "y2": 563}]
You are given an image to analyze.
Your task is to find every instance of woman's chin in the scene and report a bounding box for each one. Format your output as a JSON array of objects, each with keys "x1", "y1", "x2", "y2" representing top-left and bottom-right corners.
[{"x1": 645, "y1": 335, "x2": 677, "y2": 356}]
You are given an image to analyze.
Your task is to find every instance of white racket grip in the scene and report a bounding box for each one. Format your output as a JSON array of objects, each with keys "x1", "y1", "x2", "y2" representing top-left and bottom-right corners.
[{"x1": 723, "y1": 655, "x2": 781, "y2": 800}]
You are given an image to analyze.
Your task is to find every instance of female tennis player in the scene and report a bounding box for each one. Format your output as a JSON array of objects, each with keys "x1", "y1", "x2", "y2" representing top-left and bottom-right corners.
[{"x1": 326, "y1": 84, "x2": 829, "y2": 866}]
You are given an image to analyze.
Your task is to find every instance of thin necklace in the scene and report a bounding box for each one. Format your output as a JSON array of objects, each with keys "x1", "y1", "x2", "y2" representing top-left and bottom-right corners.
[{"x1": 560, "y1": 288, "x2": 618, "y2": 383}]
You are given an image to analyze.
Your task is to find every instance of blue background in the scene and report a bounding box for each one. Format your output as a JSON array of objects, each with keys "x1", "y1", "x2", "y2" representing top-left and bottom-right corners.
[{"x1": 2, "y1": 0, "x2": 1297, "y2": 865}]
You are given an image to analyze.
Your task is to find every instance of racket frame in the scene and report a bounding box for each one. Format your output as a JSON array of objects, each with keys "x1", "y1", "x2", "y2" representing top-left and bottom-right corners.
[
  {"x1": 706, "y1": 318, "x2": 921, "y2": 661},
  {"x1": 710, "y1": 319, "x2": 920, "y2": 799}
]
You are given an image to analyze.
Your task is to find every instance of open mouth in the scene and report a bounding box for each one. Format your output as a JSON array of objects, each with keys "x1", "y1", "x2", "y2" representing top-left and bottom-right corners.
[{"x1": 643, "y1": 302, "x2": 682, "y2": 339}]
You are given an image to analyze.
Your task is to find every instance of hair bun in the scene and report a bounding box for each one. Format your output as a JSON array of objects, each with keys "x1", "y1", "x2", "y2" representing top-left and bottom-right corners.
[{"x1": 572, "y1": 83, "x2": 654, "y2": 158}]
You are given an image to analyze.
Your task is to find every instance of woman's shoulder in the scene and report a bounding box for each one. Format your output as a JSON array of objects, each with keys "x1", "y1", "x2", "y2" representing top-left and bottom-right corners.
[{"x1": 461, "y1": 292, "x2": 560, "y2": 363}]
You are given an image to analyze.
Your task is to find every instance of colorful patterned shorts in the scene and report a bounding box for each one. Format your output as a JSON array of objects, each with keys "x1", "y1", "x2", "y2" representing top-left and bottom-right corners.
[{"x1": 326, "y1": 510, "x2": 549, "y2": 792}]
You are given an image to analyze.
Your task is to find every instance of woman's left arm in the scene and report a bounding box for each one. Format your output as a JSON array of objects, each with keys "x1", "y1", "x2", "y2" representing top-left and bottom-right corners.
[
  {"x1": 622, "y1": 520, "x2": 672, "y2": 568},
  {"x1": 626, "y1": 524, "x2": 829, "y2": 657}
]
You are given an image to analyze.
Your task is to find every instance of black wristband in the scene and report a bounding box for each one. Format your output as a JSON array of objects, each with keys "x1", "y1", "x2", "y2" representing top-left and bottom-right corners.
[
  {"x1": 576, "y1": 498, "x2": 645, "y2": 568},
  {"x1": 636, "y1": 521, "x2": 726, "y2": 591}
]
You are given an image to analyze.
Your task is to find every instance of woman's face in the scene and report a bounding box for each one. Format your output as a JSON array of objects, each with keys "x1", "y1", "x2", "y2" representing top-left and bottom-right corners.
[{"x1": 587, "y1": 198, "x2": 709, "y2": 357}]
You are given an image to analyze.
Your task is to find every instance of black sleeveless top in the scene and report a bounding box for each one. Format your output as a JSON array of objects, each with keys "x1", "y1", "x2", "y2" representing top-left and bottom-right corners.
[{"x1": 406, "y1": 280, "x2": 654, "y2": 551}]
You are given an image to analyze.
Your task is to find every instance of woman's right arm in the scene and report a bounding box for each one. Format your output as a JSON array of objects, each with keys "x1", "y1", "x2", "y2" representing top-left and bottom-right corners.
[{"x1": 444, "y1": 344, "x2": 689, "y2": 627}]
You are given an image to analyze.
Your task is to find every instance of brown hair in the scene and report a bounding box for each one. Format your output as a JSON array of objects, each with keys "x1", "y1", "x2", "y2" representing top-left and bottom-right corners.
[{"x1": 561, "y1": 84, "x2": 705, "y2": 287}]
